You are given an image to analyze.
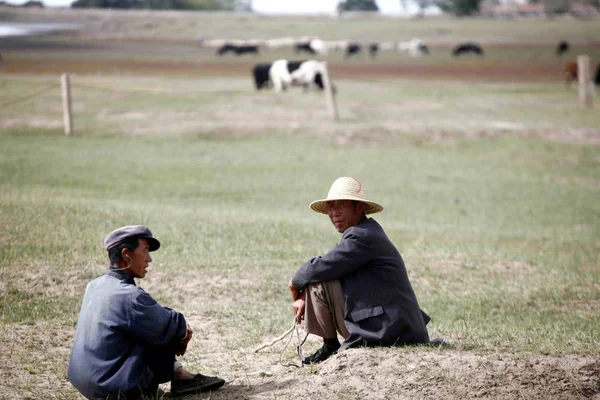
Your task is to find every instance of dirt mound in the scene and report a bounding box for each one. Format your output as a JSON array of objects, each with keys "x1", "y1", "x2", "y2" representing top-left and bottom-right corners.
[{"x1": 209, "y1": 347, "x2": 600, "y2": 400}]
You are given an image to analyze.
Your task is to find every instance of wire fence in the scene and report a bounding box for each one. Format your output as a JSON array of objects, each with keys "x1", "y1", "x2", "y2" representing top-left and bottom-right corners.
[
  {"x1": 0, "y1": 79, "x2": 219, "y2": 111},
  {"x1": 0, "y1": 84, "x2": 61, "y2": 109}
]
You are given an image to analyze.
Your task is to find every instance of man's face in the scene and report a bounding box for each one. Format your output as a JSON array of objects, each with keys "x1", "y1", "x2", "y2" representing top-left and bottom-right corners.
[
  {"x1": 123, "y1": 238, "x2": 152, "y2": 279},
  {"x1": 326, "y1": 200, "x2": 364, "y2": 233}
]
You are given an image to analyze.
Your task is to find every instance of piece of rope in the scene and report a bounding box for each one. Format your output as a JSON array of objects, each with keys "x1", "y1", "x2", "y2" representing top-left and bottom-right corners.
[
  {"x1": 278, "y1": 319, "x2": 308, "y2": 368},
  {"x1": 254, "y1": 318, "x2": 308, "y2": 368},
  {"x1": 254, "y1": 323, "x2": 294, "y2": 353}
]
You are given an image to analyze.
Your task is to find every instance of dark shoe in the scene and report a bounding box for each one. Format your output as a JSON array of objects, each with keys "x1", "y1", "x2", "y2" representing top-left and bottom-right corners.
[
  {"x1": 170, "y1": 373, "x2": 225, "y2": 396},
  {"x1": 302, "y1": 344, "x2": 339, "y2": 365}
]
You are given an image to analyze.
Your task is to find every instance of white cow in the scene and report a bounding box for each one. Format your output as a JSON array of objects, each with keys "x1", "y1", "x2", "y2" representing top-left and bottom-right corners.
[
  {"x1": 309, "y1": 39, "x2": 328, "y2": 55},
  {"x1": 397, "y1": 38, "x2": 429, "y2": 57}
]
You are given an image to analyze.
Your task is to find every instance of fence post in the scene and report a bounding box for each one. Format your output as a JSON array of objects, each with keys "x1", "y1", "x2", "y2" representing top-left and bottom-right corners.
[
  {"x1": 321, "y1": 62, "x2": 339, "y2": 121},
  {"x1": 577, "y1": 55, "x2": 594, "y2": 108},
  {"x1": 61, "y1": 73, "x2": 73, "y2": 136}
]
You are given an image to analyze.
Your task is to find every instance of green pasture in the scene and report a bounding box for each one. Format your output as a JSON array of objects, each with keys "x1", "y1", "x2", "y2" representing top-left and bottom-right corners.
[
  {"x1": 1, "y1": 71, "x2": 599, "y2": 368},
  {"x1": 0, "y1": 63, "x2": 599, "y2": 399}
]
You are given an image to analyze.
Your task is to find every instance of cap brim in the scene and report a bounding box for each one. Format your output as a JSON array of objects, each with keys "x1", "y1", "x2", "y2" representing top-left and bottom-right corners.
[
  {"x1": 309, "y1": 198, "x2": 383, "y2": 215},
  {"x1": 144, "y1": 237, "x2": 161, "y2": 252}
]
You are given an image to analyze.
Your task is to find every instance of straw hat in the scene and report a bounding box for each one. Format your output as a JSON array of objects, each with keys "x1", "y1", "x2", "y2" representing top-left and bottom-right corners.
[{"x1": 309, "y1": 177, "x2": 384, "y2": 215}]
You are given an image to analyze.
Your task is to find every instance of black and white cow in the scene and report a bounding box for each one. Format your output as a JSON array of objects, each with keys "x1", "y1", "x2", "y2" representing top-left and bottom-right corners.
[
  {"x1": 452, "y1": 42, "x2": 484, "y2": 57},
  {"x1": 295, "y1": 42, "x2": 317, "y2": 55},
  {"x1": 251, "y1": 59, "x2": 329, "y2": 93},
  {"x1": 294, "y1": 39, "x2": 328, "y2": 56},
  {"x1": 217, "y1": 43, "x2": 260, "y2": 56}
]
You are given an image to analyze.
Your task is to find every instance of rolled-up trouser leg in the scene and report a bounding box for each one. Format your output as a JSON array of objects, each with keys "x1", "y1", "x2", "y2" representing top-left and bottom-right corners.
[{"x1": 304, "y1": 280, "x2": 350, "y2": 340}]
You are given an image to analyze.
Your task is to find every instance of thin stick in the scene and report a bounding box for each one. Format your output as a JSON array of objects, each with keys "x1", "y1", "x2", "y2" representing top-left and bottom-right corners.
[{"x1": 254, "y1": 325, "x2": 295, "y2": 353}]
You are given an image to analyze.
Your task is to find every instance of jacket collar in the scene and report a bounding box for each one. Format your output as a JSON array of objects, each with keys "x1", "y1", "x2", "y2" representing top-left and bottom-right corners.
[{"x1": 106, "y1": 265, "x2": 136, "y2": 285}]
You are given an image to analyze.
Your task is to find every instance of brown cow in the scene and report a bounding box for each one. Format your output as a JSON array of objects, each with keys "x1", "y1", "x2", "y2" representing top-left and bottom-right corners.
[
  {"x1": 565, "y1": 61, "x2": 600, "y2": 87},
  {"x1": 564, "y1": 62, "x2": 578, "y2": 87}
]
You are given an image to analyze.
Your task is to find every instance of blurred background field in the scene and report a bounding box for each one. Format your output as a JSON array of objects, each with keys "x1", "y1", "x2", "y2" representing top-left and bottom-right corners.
[{"x1": 0, "y1": 7, "x2": 599, "y2": 400}]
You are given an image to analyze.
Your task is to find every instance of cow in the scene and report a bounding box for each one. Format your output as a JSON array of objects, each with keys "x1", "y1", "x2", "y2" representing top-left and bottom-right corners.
[
  {"x1": 295, "y1": 42, "x2": 316, "y2": 55},
  {"x1": 294, "y1": 39, "x2": 327, "y2": 56},
  {"x1": 564, "y1": 61, "x2": 600, "y2": 87},
  {"x1": 556, "y1": 40, "x2": 570, "y2": 56},
  {"x1": 345, "y1": 42, "x2": 362, "y2": 59},
  {"x1": 452, "y1": 42, "x2": 484, "y2": 57},
  {"x1": 369, "y1": 43, "x2": 379, "y2": 58},
  {"x1": 564, "y1": 62, "x2": 578, "y2": 87},
  {"x1": 397, "y1": 38, "x2": 429, "y2": 57},
  {"x1": 252, "y1": 59, "x2": 333, "y2": 93},
  {"x1": 309, "y1": 39, "x2": 328, "y2": 56},
  {"x1": 217, "y1": 43, "x2": 260, "y2": 56}
]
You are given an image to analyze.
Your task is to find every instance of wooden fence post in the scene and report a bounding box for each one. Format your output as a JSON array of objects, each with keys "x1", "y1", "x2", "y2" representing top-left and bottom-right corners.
[
  {"x1": 321, "y1": 62, "x2": 339, "y2": 121},
  {"x1": 577, "y1": 55, "x2": 594, "y2": 108},
  {"x1": 61, "y1": 73, "x2": 73, "y2": 136}
]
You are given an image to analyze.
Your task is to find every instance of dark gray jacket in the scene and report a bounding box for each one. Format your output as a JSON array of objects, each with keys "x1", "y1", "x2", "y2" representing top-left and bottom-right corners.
[
  {"x1": 292, "y1": 216, "x2": 430, "y2": 347},
  {"x1": 68, "y1": 267, "x2": 186, "y2": 399}
]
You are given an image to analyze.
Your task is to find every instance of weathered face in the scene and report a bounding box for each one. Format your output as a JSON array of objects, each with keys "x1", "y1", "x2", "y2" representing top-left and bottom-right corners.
[
  {"x1": 326, "y1": 200, "x2": 365, "y2": 233},
  {"x1": 123, "y1": 238, "x2": 152, "y2": 279}
]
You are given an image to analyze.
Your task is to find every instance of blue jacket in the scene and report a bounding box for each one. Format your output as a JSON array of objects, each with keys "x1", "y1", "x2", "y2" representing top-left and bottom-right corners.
[
  {"x1": 292, "y1": 216, "x2": 430, "y2": 347},
  {"x1": 68, "y1": 267, "x2": 187, "y2": 400}
]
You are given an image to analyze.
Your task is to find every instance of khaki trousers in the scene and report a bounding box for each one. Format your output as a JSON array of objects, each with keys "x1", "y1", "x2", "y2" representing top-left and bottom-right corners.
[{"x1": 304, "y1": 280, "x2": 350, "y2": 340}]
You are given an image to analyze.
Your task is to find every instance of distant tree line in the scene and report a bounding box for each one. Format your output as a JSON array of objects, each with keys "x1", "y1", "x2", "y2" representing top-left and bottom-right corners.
[
  {"x1": 336, "y1": 0, "x2": 379, "y2": 11},
  {"x1": 71, "y1": 0, "x2": 249, "y2": 10},
  {"x1": 339, "y1": 0, "x2": 485, "y2": 17},
  {"x1": 527, "y1": 0, "x2": 600, "y2": 14}
]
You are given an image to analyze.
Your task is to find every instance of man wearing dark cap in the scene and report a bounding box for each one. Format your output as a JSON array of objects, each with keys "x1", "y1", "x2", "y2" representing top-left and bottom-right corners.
[{"x1": 68, "y1": 225, "x2": 225, "y2": 399}]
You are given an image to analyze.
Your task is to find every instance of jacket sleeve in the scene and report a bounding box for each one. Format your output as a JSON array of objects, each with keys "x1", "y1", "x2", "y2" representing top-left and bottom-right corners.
[
  {"x1": 292, "y1": 230, "x2": 373, "y2": 289},
  {"x1": 125, "y1": 290, "x2": 187, "y2": 346}
]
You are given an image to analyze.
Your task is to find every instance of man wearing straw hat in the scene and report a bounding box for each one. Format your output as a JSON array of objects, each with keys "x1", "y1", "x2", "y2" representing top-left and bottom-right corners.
[{"x1": 289, "y1": 177, "x2": 431, "y2": 364}]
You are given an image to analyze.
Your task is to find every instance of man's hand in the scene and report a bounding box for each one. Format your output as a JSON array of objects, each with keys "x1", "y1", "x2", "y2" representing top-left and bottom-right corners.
[
  {"x1": 289, "y1": 281, "x2": 306, "y2": 324},
  {"x1": 292, "y1": 295, "x2": 306, "y2": 324},
  {"x1": 175, "y1": 324, "x2": 193, "y2": 356}
]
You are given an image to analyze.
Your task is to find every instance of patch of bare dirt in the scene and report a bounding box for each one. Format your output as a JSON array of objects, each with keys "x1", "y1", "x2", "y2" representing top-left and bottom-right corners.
[
  {"x1": 0, "y1": 322, "x2": 75, "y2": 399},
  {"x1": 166, "y1": 345, "x2": 600, "y2": 400}
]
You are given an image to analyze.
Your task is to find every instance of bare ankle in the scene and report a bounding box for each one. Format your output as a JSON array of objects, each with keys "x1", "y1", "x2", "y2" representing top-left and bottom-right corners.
[{"x1": 173, "y1": 367, "x2": 195, "y2": 380}]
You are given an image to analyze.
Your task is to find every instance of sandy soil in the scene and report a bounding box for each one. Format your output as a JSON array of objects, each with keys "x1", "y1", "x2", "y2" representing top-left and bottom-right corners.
[{"x1": 1, "y1": 321, "x2": 599, "y2": 399}]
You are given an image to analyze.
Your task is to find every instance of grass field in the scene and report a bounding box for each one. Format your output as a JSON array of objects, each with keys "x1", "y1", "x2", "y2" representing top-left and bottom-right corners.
[{"x1": 1, "y1": 8, "x2": 600, "y2": 400}]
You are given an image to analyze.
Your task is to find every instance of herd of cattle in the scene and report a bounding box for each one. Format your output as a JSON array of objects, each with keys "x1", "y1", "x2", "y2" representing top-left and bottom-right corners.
[{"x1": 203, "y1": 37, "x2": 487, "y2": 59}]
